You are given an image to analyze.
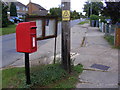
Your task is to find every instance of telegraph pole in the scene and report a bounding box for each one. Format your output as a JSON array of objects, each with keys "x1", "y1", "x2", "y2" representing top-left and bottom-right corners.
[{"x1": 61, "y1": 0, "x2": 71, "y2": 73}]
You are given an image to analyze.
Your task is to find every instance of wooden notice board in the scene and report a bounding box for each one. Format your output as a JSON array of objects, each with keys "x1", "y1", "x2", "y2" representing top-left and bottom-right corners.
[{"x1": 25, "y1": 16, "x2": 58, "y2": 40}]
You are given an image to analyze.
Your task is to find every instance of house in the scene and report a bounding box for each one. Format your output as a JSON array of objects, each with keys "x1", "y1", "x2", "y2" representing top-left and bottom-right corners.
[
  {"x1": 1, "y1": 1, "x2": 11, "y2": 18},
  {"x1": 1, "y1": 1, "x2": 28, "y2": 18},
  {"x1": 14, "y1": 2, "x2": 28, "y2": 17},
  {"x1": 27, "y1": 2, "x2": 48, "y2": 16}
]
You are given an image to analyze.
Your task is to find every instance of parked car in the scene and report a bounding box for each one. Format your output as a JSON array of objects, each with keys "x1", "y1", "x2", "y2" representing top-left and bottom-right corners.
[
  {"x1": 9, "y1": 19, "x2": 14, "y2": 23},
  {"x1": 9, "y1": 17, "x2": 24, "y2": 23}
]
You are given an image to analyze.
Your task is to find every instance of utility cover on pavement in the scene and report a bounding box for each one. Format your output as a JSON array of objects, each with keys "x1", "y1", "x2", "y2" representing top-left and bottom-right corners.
[{"x1": 91, "y1": 64, "x2": 110, "y2": 71}]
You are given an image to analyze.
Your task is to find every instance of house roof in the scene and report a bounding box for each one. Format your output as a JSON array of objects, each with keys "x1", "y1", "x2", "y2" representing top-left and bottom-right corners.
[
  {"x1": 28, "y1": 2, "x2": 46, "y2": 10},
  {"x1": 14, "y1": 2, "x2": 28, "y2": 8},
  {"x1": 1, "y1": 1, "x2": 27, "y2": 8},
  {"x1": 1, "y1": 0, "x2": 9, "y2": 6},
  {"x1": 32, "y1": 10, "x2": 48, "y2": 16}
]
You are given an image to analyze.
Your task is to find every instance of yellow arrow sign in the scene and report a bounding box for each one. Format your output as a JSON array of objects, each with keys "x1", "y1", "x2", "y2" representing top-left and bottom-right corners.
[{"x1": 62, "y1": 10, "x2": 70, "y2": 21}]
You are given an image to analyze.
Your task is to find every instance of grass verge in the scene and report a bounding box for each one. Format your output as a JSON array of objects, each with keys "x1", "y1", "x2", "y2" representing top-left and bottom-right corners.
[
  {"x1": 104, "y1": 35, "x2": 120, "y2": 49},
  {"x1": 79, "y1": 20, "x2": 89, "y2": 25},
  {"x1": 2, "y1": 67, "x2": 25, "y2": 88},
  {"x1": 2, "y1": 64, "x2": 83, "y2": 88},
  {"x1": 104, "y1": 35, "x2": 114, "y2": 45},
  {"x1": 0, "y1": 24, "x2": 16, "y2": 36},
  {"x1": 46, "y1": 64, "x2": 83, "y2": 88}
]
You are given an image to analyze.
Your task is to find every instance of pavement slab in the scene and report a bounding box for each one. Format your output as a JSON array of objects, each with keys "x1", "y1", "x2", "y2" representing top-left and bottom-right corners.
[{"x1": 76, "y1": 70, "x2": 118, "y2": 88}]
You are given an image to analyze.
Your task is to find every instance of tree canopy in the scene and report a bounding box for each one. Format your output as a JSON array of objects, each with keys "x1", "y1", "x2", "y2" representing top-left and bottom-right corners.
[
  {"x1": 49, "y1": 7, "x2": 62, "y2": 17},
  {"x1": 49, "y1": 7, "x2": 83, "y2": 20},
  {"x1": 2, "y1": 3, "x2": 8, "y2": 27},
  {"x1": 102, "y1": 2, "x2": 120, "y2": 24},
  {"x1": 10, "y1": 2, "x2": 17, "y2": 16},
  {"x1": 83, "y1": 2, "x2": 103, "y2": 17},
  {"x1": 71, "y1": 10, "x2": 80, "y2": 19}
]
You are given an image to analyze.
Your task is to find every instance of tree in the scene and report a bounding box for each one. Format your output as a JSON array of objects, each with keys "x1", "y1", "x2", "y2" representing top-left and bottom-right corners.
[
  {"x1": 2, "y1": 3, "x2": 8, "y2": 27},
  {"x1": 83, "y1": 2, "x2": 103, "y2": 17},
  {"x1": 71, "y1": 10, "x2": 80, "y2": 19},
  {"x1": 50, "y1": 7, "x2": 62, "y2": 17},
  {"x1": 102, "y1": 2, "x2": 120, "y2": 24},
  {"x1": 10, "y1": 2, "x2": 17, "y2": 16},
  {"x1": 79, "y1": 12, "x2": 86, "y2": 18}
]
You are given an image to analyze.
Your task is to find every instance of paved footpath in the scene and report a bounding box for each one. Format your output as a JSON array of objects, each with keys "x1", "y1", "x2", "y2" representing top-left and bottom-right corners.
[{"x1": 74, "y1": 24, "x2": 118, "y2": 88}]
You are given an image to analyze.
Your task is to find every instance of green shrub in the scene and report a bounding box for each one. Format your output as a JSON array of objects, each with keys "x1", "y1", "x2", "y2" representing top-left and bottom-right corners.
[
  {"x1": 72, "y1": 64, "x2": 83, "y2": 73},
  {"x1": 2, "y1": 3, "x2": 9, "y2": 27},
  {"x1": 31, "y1": 64, "x2": 67, "y2": 87},
  {"x1": 100, "y1": 19, "x2": 107, "y2": 23},
  {"x1": 104, "y1": 35, "x2": 114, "y2": 45},
  {"x1": 46, "y1": 64, "x2": 83, "y2": 88},
  {"x1": 2, "y1": 18, "x2": 8, "y2": 27},
  {"x1": 118, "y1": 19, "x2": 120, "y2": 23},
  {"x1": 90, "y1": 15, "x2": 99, "y2": 20},
  {"x1": 19, "y1": 17, "x2": 24, "y2": 19},
  {"x1": 8, "y1": 21, "x2": 14, "y2": 25},
  {"x1": 100, "y1": 16, "x2": 107, "y2": 23},
  {"x1": 2, "y1": 64, "x2": 68, "y2": 88},
  {"x1": 104, "y1": 35, "x2": 120, "y2": 49}
]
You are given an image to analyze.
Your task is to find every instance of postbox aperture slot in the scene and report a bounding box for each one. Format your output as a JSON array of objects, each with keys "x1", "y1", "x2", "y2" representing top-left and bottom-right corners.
[
  {"x1": 31, "y1": 26, "x2": 37, "y2": 29},
  {"x1": 31, "y1": 33, "x2": 36, "y2": 35}
]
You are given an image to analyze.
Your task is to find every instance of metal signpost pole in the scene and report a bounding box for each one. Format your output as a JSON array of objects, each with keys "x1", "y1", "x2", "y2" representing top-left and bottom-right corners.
[
  {"x1": 25, "y1": 53, "x2": 31, "y2": 84},
  {"x1": 61, "y1": 0, "x2": 71, "y2": 73}
]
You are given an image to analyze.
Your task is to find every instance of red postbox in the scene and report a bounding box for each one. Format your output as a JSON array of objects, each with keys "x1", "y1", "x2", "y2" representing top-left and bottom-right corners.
[{"x1": 16, "y1": 22, "x2": 37, "y2": 53}]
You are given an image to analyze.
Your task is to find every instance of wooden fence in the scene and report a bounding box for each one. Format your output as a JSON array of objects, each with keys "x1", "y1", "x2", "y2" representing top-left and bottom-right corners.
[
  {"x1": 99, "y1": 22, "x2": 120, "y2": 47},
  {"x1": 115, "y1": 28, "x2": 120, "y2": 47}
]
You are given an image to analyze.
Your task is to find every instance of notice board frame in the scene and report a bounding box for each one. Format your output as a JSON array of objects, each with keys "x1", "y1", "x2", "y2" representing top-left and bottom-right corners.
[{"x1": 25, "y1": 16, "x2": 58, "y2": 41}]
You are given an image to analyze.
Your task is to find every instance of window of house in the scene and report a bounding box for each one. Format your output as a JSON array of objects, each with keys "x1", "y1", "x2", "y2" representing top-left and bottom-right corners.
[
  {"x1": 23, "y1": 7, "x2": 25, "y2": 11},
  {"x1": 16, "y1": 6, "x2": 20, "y2": 10},
  {"x1": 26, "y1": 8, "x2": 28, "y2": 11}
]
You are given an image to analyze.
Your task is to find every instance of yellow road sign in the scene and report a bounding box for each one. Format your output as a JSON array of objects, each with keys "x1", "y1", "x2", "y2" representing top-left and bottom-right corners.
[{"x1": 62, "y1": 10, "x2": 70, "y2": 21}]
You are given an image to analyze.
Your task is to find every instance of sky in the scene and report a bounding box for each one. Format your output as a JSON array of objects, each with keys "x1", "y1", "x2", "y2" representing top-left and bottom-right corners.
[{"x1": 17, "y1": 0, "x2": 87, "y2": 14}]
